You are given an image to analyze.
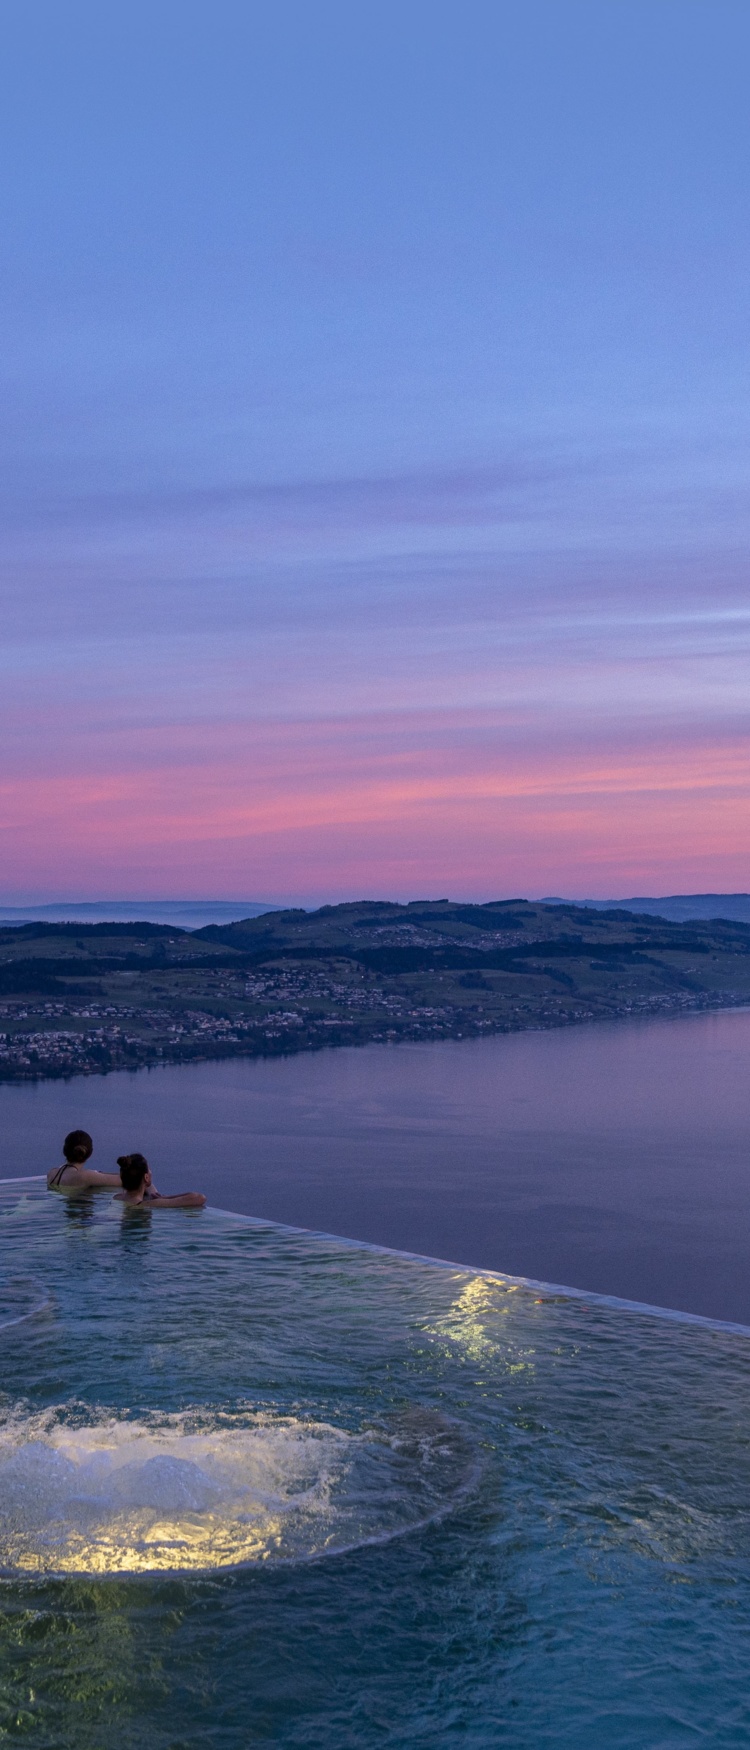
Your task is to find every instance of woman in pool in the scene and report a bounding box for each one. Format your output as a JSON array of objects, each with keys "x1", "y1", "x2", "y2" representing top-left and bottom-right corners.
[
  {"x1": 47, "y1": 1131, "x2": 122, "y2": 1192},
  {"x1": 115, "y1": 1153, "x2": 206, "y2": 1210}
]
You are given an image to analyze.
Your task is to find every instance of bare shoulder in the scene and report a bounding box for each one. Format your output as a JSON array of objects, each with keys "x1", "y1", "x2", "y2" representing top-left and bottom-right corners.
[
  {"x1": 47, "y1": 1165, "x2": 80, "y2": 1189},
  {"x1": 47, "y1": 1162, "x2": 74, "y2": 1190}
]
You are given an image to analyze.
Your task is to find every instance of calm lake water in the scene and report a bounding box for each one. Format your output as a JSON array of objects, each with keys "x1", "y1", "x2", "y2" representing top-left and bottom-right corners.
[{"x1": 3, "y1": 1006, "x2": 750, "y2": 1323}]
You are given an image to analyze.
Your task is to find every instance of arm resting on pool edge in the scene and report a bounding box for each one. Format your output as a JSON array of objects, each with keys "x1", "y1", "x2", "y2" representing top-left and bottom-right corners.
[{"x1": 146, "y1": 1191, "x2": 207, "y2": 1209}]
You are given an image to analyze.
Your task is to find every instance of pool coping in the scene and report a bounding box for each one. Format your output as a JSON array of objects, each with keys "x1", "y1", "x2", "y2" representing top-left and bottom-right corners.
[{"x1": 6, "y1": 1175, "x2": 750, "y2": 1342}]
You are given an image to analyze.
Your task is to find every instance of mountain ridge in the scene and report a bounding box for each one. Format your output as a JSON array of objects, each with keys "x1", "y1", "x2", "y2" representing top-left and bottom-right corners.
[{"x1": 549, "y1": 894, "x2": 750, "y2": 925}]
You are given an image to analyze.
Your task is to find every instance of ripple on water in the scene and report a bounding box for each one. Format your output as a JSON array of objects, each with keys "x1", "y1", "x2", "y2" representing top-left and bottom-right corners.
[{"x1": 0, "y1": 1276, "x2": 52, "y2": 1331}]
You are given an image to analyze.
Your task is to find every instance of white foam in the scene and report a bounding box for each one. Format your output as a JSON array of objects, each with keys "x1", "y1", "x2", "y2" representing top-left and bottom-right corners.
[{"x1": 0, "y1": 1406, "x2": 474, "y2": 1576}]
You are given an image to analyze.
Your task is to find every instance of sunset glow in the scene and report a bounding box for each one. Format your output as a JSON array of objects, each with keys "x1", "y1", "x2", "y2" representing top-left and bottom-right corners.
[
  {"x1": 3, "y1": 713, "x2": 748, "y2": 901},
  {"x1": 1, "y1": 5, "x2": 748, "y2": 904}
]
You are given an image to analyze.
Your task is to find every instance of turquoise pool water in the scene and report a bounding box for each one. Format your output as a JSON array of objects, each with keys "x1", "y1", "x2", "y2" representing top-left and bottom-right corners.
[{"x1": 1, "y1": 1182, "x2": 749, "y2": 1747}]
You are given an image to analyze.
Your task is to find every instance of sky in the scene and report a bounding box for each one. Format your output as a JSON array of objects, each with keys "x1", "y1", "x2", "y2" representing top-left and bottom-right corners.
[{"x1": 1, "y1": 0, "x2": 749, "y2": 904}]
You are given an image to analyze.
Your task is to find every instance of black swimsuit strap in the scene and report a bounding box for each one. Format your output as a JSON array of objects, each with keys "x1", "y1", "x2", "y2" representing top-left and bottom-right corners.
[{"x1": 49, "y1": 1165, "x2": 71, "y2": 1187}]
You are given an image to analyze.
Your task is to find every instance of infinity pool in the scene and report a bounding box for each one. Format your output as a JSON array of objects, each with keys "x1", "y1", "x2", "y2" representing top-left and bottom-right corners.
[{"x1": 1, "y1": 1180, "x2": 749, "y2": 1747}]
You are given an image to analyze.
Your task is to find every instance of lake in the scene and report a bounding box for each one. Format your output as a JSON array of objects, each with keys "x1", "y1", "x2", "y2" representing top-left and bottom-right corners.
[{"x1": 3, "y1": 1005, "x2": 750, "y2": 1323}]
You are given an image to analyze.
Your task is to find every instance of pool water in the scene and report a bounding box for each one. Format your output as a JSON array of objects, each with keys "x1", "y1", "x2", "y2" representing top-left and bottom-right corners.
[{"x1": 1, "y1": 1182, "x2": 749, "y2": 1747}]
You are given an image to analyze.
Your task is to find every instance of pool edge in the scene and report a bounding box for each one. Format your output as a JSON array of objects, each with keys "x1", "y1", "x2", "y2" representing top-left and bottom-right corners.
[
  {"x1": 205, "y1": 1202, "x2": 750, "y2": 1341},
  {"x1": 4, "y1": 1176, "x2": 749, "y2": 1342}
]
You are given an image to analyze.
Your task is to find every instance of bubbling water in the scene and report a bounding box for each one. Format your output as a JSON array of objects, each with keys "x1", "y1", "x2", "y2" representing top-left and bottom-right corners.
[{"x1": 0, "y1": 1406, "x2": 475, "y2": 1575}]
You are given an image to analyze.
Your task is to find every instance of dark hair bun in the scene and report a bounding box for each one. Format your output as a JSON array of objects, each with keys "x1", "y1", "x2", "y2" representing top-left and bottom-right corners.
[
  {"x1": 117, "y1": 1152, "x2": 149, "y2": 1191},
  {"x1": 63, "y1": 1129, "x2": 93, "y2": 1164}
]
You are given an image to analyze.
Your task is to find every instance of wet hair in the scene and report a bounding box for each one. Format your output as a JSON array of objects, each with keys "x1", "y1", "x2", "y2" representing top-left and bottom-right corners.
[
  {"x1": 117, "y1": 1153, "x2": 149, "y2": 1192},
  {"x1": 63, "y1": 1130, "x2": 93, "y2": 1165}
]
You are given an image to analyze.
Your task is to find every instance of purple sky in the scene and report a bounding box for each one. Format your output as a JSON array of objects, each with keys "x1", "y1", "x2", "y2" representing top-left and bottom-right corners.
[{"x1": 2, "y1": 2, "x2": 748, "y2": 902}]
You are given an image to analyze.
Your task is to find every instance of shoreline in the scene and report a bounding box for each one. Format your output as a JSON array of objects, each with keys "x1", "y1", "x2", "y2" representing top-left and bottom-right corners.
[
  {"x1": 1, "y1": 986, "x2": 747, "y2": 1087},
  {"x1": 3, "y1": 899, "x2": 749, "y2": 1085}
]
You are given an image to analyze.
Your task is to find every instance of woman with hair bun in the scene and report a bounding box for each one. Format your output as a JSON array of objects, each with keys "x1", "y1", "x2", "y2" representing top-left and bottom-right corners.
[
  {"x1": 115, "y1": 1153, "x2": 205, "y2": 1209},
  {"x1": 47, "y1": 1131, "x2": 121, "y2": 1192}
]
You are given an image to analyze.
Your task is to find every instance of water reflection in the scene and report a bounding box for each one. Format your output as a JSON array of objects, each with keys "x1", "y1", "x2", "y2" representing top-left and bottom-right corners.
[
  {"x1": 117, "y1": 1203, "x2": 152, "y2": 1252},
  {"x1": 61, "y1": 1192, "x2": 96, "y2": 1227}
]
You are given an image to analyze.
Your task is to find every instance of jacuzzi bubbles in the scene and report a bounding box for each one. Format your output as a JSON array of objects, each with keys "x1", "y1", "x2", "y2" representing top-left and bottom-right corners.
[{"x1": 0, "y1": 1404, "x2": 475, "y2": 1575}]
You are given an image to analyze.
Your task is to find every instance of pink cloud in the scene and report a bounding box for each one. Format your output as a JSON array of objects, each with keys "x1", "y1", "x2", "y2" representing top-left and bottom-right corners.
[{"x1": 2, "y1": 708, "x2": 747, "y2": 901}]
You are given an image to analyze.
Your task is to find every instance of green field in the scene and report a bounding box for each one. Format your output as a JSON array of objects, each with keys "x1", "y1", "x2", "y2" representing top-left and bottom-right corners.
[{"x1": 2, "y1": 898, "x2": 750, "y2": 1080}]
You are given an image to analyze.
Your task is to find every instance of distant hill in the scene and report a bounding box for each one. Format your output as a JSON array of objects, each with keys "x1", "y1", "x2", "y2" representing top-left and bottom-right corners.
[
  {"x1": 0, "y1": 900, "x2": 280, "y2": 930},
  {"x1": 3, "y1": 894, "x2": 750, "y2": 930},
  {"x1": 2, "y1": 896, "x2": 750, "y2": 1081},
  {"x1": 549, "y1": 894, "x2": 750, "y2": 925}
]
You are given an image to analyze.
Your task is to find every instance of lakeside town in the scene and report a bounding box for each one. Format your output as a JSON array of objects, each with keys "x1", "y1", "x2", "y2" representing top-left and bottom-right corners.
[{"x1": 2, "y1": 899, "x2": 749, "y2": 1081}]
